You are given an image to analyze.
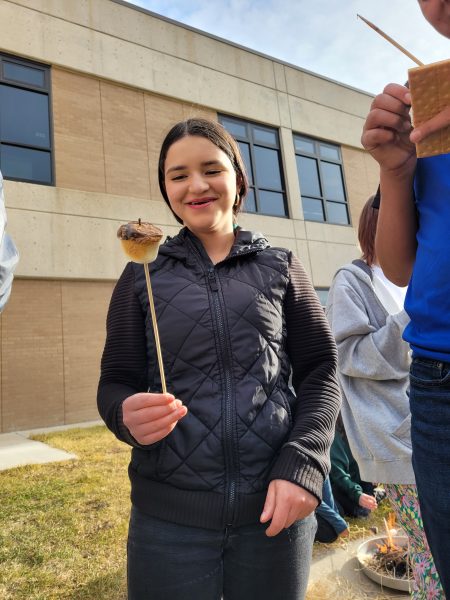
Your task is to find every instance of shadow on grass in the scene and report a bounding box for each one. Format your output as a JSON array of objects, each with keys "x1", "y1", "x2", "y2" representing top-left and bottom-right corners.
[{"x1": 64, "y1": 571, "x2": 127, "y2": 600}]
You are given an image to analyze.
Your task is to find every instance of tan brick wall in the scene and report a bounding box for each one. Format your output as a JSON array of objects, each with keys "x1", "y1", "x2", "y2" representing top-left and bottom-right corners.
[
  {"x1": 61, "y1": 280, "x2": 114, "y2": 424},
  {"x1": 1, "y1": 281, "x2": 65, "y2": 431},
  {"x1": 53, "y1": 69, "x2": 106, "y2": 193},
  {"x1": 0, "y1": 279, "x2": 114, "y2": 433},
  {"x1": 101, "y1": 82, "x2": 151, "y2": 199},
  {"x1": 52, "y1": 67, "x2": 215, "y2": 200}
]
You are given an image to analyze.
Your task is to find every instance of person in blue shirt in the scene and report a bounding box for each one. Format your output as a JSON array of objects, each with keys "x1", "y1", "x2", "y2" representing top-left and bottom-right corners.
[
  {"x1": 0, "y1": 170, "x2": 18, "y2": 312},
  {"x1": 361, "y1": 0, "x2": 450, "y2": 593},
  {"x1": 315, "y1": 477, "x2": 349, "y2": 544}
]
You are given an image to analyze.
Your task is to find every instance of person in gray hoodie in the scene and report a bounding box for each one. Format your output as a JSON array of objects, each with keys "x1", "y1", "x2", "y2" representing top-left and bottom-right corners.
[
  {"x1": 326, "y1": 196, "x2": 443, "y2": 599},
  {"x1": 0, "y1": 170, "x2": 18, "y2": 312}
]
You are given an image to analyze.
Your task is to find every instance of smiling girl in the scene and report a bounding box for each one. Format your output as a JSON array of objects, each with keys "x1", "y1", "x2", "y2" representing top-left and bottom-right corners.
[{"x1": 98, "y1": 118, "x2": 340, "y2": 600}]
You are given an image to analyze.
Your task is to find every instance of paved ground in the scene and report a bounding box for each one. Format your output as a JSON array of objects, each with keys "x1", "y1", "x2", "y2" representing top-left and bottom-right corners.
[
  {"x1": 0, "y1": 420, "x2": 101, "y2": 471},
  {"x1": 309, "y1": 539, "x2": 409, "y2": 597}
]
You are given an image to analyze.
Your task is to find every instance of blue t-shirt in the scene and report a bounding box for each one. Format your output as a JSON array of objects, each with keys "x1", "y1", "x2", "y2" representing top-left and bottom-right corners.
[{"x1": 403, "y1": 152, "x2": 450, "y2": 361}]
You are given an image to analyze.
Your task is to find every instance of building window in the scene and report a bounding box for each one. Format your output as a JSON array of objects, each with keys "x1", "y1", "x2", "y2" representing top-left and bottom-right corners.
[
  {"x1": 294, "y1": 135, "x2": 349, "y2": 225},
  {"x1": 315, "y1": 288, "x2": 329, "y2": 307},
  {"x1": 219, "y1": 115, "x2": 288, "y2": 217},
  {"x1": 0, "y1": 53, "x2": 52, "y2": 185}
]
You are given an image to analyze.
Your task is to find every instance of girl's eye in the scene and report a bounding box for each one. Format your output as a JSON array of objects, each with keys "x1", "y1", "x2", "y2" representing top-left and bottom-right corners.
[
  {"x1": 171, "y1": 174, "x2": 186, "y2": 181},
  {"x1": 206, "y1": 169, "x2": 221, "y2": 175}
]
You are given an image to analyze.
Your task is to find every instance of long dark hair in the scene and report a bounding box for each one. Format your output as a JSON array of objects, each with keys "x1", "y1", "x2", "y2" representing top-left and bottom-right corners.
[
  {"x1": 158, "y1": 118, "x2": 249, "y2": 225},
  {"x1": 358, "y1": 195, "x2": 379, "y2": 266}
]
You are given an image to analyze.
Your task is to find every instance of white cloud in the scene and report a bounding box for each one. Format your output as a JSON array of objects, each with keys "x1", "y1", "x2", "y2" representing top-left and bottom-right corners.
[{"x1": 127, "y1": 0, "x2": 449, "y2": 94}]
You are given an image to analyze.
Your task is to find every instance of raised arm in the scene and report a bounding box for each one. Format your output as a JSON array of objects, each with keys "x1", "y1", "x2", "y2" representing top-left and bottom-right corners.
[
  {"x1": 361, "y1": 83, "x2": 418, "y2": 286},
  {"x1": 97, "y1": 263, "x2": 187, "y2": 447}
]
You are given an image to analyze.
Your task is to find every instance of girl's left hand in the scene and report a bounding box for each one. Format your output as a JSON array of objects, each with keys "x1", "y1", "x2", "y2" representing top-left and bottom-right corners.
[{"x1": 260, "y1": 479, "x2": 318, "y2": 537}]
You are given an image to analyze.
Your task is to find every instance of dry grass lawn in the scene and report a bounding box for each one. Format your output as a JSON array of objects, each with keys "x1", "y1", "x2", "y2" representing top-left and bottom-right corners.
[
  {"x1": 0, "y1": 425, "x2": 393, "y2": 600},
  {"x1": 0, "y1": 426, "x2": 129, "y2": 600}
]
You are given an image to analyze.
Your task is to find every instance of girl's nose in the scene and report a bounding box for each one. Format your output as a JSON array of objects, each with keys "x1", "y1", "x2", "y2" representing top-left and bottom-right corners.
[{"x1": 189, "y1": 173, "x2": 209, "y2": 193}]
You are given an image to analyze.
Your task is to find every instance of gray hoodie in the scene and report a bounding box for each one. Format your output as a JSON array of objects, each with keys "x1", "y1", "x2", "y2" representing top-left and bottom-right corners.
[
  {"x1": 0, "y1": 171, "x2": 18, "y2": 312},
  {"x1": 326, "y1": 261, "x2": 414, "y2": 484}
]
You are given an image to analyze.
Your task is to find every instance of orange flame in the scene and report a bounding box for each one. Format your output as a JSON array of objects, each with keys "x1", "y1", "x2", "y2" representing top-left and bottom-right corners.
[{"x1": 375, "y1": 513, "x2": 401, "y2": 553}]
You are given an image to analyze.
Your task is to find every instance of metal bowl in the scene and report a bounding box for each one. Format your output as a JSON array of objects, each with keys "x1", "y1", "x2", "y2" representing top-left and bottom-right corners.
[{"x1": 357, "y1": 535, "x2": 412, "y2": 593}]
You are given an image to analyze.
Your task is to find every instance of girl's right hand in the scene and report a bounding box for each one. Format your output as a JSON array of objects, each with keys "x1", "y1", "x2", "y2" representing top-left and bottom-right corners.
[
  {"x1": 359, "y1": 493, "x2": 377, "y2": 512},
  {"x1": 122, "y1": 392, "x2": 188, "y2": 445},
  {"x1": 361, "y1": 83, "x2": 417, "y2": 176}
]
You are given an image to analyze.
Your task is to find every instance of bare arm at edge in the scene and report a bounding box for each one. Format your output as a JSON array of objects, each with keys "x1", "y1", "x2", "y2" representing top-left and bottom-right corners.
[
  {"x1": 361, "y1": 83, "x2": 418, "y2": 286},
  {"x1": 376, "y1": 168, "x2": 418, "y2": 286}
]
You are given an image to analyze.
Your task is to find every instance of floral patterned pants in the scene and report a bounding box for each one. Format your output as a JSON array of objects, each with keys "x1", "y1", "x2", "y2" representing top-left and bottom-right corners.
[{"x1": 385, "y1": 484, "x2": 445, "y2": 600}]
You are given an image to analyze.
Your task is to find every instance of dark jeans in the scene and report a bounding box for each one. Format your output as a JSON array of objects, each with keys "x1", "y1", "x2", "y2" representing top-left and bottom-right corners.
[
  {"x1": 410, "y1": 357, "x2": 450, "y2": 596},
  {"x1": 315, "y1": 514, "x2": 338, "y2": 544},
  {"x1": 127, "y1": 506, "x2": 317, "y2": 600}
]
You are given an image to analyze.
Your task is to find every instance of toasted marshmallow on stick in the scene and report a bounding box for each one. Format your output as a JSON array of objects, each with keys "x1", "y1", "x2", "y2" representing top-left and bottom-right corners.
[
  {"x1": 117, "y1": 219, "x2": 163, "y2": 264},
  {"x1": 117, "y1": 219, "x2": 167, "y2": 393}
]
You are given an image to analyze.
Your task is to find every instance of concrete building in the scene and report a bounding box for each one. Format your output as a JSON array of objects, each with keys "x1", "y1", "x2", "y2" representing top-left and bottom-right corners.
[{"x1": 0, "y1": 0, "x2": 379, "y2": 433}]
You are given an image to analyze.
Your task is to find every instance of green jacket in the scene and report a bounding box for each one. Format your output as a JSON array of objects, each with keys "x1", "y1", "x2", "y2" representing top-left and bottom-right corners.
[{"x1": 330, "y1": 431, "x2": 363, "y2": 505}]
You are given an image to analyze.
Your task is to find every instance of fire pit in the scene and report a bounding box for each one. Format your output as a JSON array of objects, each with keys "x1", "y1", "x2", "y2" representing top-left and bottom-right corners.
[{"x1": 357, "y1": 535, "x2": 413, "y2": 592}]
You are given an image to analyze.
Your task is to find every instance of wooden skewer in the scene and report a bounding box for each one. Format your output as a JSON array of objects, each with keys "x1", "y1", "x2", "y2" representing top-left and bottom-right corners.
[
  {"x1": 144, "y1": 262, "x2": 167, "y2": 394},
  {"x1": 357, "y1": 14, "x2": 424, "y2": 67}
]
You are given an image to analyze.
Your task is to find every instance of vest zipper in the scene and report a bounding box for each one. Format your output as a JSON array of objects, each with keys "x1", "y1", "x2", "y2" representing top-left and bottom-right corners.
[{"x1": 207, "y1": 267, "x2": 238, "y2": 526}]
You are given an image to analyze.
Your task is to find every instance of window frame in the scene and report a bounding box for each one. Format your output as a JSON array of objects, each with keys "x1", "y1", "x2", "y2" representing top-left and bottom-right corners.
[
  {"x1": 219, "y1": 114, "x2": 288, "y2": 218},
  {"x1": 293, "y1": 134, "x2": 350, "y2": 226},
  {"x1": 0, "y1": 52, "x2": 54, "y2": 186},
  {"x1": 315, "y1": 287, "x2": 330, "y2": 308}
]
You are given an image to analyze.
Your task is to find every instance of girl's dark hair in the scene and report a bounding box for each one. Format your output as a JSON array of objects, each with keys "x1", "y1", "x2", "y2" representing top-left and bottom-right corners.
[
  {"x1": 158, "y1": 118, "x2": 249, "y2": 225},
  {"x1": 358, "y1": 195, "x2": 379, "y2": 267}
]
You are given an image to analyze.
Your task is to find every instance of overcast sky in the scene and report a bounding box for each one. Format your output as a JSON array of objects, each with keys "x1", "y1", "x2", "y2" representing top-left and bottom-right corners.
[{"x1": 125, "y1": 0, "x2": 449, "y2": 95}]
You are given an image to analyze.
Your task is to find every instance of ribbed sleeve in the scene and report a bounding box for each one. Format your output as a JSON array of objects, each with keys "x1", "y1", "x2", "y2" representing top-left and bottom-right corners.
[
  {"x1": 97, "y1": 263, "x2": 149, "y2": 445},
  {"x1": 269, "y1": 253, "x2": 341, "y2": 501}
]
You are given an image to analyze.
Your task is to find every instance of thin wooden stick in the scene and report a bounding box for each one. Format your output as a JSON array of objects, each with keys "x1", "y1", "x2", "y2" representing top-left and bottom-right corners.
[
  {"x1": 357, "y1": 14, "x2": 424, "y2": 67},
  {"x1": 144, "y1": 262, "x2": 167, "y2": 394}
]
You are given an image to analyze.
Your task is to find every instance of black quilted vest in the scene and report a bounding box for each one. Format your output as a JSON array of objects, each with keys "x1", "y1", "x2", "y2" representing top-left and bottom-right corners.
[{"x1": 129, "y1": 228, "x2": 297, "y2": 530}]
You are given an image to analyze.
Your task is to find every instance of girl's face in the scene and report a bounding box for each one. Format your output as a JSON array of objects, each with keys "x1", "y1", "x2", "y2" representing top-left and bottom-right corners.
[
  {"x1": 418, "y1": 0, "x2": 450, "y2": 38},
  {"x1": 164, "y1": 135, "x2": 238, "y2": 236}
]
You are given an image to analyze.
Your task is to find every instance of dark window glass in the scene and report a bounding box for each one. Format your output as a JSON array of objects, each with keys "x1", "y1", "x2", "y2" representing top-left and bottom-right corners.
[
  {"x1": 0, "y1": 86, "x2": 50, "y2": 148},
  {"x1": 302, "y1": 197, "x2": 324, "y2": 222},
  {"x1": 253, "y1": 126, "x2": 277, "y2": 146},
  {"x1": 294, "y1": 134, "x2": 349, "y2": 225},
  {"x1": 243, "y1": 188, "x2": 256, "y2": 213},
  {"x1": 294, "y1": 136, "x2": 315, "y2": 154},
  {"x1": 259, "y1": 191, "x2": 285, "y2": 216},
  {"x1": 315, "y1": 288, "x2": 329, "y2": 306},
  {"x1": 254, "y1": 146, "x2": 282, "y2": 189},
  {"x1": 321, "y1": 162, "x2": 345, "y2": 202},
  {"x1": 220, "y1": 116, "x2": 247, "y2": 138},
  {"x1": 1, "y1": 144, "x2": 52, "y2": 183},
  {"x1": 296, "y1": 156, "x2": 321, "y2": 197},
  {"x1": 326, "y1": 201, "x2": 349, "y2": 225},
  {"x1": 3, "y1": 61, "x2": 45, "y2": 87},
  {"x1": 0, "y1": 53, "x2": 52, "y2": 185},
  {"x1": 238, "y1": 141, "x2": 253, "y2": 185},
  {"x1": 220, "y1": 115, "x2": 287, "y2": 217},
  {"x1": 319, "y1": 143, "x2": 340, "y2": 161}
]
